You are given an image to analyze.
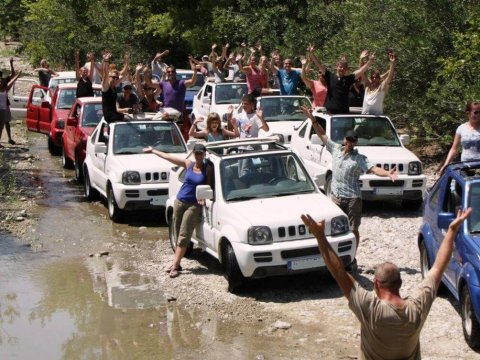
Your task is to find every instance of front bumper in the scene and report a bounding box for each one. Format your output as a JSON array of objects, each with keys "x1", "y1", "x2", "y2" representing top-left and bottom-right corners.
[
  {"x1": 360, "y1": 174, "x2": 426, "y2": 201},
  {"x1": 230, "y1": 232, "x2": 356, "y2": 278},
  {"x1": 112, "y1": 183, "x2": 169, "y2": 210}
]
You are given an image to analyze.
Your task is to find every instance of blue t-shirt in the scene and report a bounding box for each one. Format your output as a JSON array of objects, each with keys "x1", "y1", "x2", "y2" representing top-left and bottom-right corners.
[
  {"x1": 277, "y1": 69, "x2": 300, "y2": 95},
  {"x1": 177, "y1": 163, "x2": 206, "y2": 203}
]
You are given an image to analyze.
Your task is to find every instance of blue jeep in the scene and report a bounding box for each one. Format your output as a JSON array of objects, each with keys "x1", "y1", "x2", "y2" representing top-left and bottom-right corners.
[{"x1": 418, "y1": 160, "x2": 480, "y2": 349}]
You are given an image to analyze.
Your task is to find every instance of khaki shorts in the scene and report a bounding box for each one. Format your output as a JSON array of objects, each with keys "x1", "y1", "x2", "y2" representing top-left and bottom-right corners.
[
  {"x1": 173, "y1": 199, "x2": 202, "y2": 248},
  {"x1": 331, "y1": 195, "x2": 362, "y2": 231}
]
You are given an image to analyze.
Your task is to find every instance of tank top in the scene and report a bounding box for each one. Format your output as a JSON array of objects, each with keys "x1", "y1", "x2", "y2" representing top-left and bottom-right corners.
[
  {"x1": 207, "y1": 131, "x2": 224, "y2": 142},
  {"x1": 77, "y1": 77, "x2": 94, "y2": 98},
  {"x1": 310, "y1": 80, "x2": 328, "y2": 108},
  {"x1": 177, "y1": 163, "x2": 207, "y2": 203},
  {"x1": 246, "y1": 66, "x2": 267, "y2": 93},
  {"x1": 102, "y1": 87, "x2": 120, "y2": 123}
]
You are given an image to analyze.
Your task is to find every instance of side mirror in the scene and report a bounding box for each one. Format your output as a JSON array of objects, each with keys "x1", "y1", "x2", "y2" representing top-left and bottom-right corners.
[
  {"x1": 67, "y1": 116, "x2": 78, "y2": 127},
  {"x1": 311, "y1": 134, "x2": 323, "y2": 145},
  {"x1": 400, "y1": 134, "x2": 410, "y2": 145},
  {"x1": 196, "y1": 185, "x2": 213, "y2": 200},
  {"x1": 202, "y1": 96, "x2": 211, "y2": 104},
  {"x1": 438, "y1": 212, "x2": 455, "y2": 229},
  {"x1": 94, "y1": 143, "x2": 107, "y2": 154}
]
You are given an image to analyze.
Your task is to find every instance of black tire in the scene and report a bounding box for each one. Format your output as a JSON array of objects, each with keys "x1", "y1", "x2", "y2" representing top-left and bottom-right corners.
[
  {"x1": 224, "y1": 243, "x2": 245, "y2": 293},
  {"x1": 74, "y1": 152, "x2": 83, "y2": 182},
  {"x1": 62, "y1": 145, "x2": 74, "y2": 169},
  {"x1": 83, "y1": 167, "x2": 99, "y2": 201},
  {"x1": 461, "y1": 286, "x2": 480, "y2": 349},
  {"x1": 167, "y1": 212, "x2": 193, "y2": 256},
  {"x1": 48, "y1": 135, "x2": 61, "y2": 156},
  {"x1": 324, "y1": 173, "x2": 332, "y2": 197},
  {"x1": 107, "y1": 185, "x2": 123, "y2": 222},
  {"x1": 401, "y1": 198, "x2": 423, "y2": 211},
  {"x1": 419, "y1": 241, "x2": 430, "y2": 279},
  {"x1": 346, "y1": 258, "x2": 358, "y2": 275}
]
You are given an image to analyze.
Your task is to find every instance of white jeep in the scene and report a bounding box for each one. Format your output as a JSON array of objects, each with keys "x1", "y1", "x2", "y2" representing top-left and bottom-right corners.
[
  {"x1": 83, "y1": 113, "x2": 188, "y2": 221},
  {"x1": 165, "y1": 138, "x2": 357, "y2": 293},
  {"x1": 290, "y1": 112, "x2": 426, "y2": 209}
]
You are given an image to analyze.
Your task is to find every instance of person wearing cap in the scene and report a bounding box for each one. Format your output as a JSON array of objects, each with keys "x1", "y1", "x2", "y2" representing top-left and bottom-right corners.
[
  {"x1": 143, "y1": 143, "x2": 213, "y2": 278},
  {"x1": 116, "y1": 81, "x2": 139, "y2": 114},
  {"x1": 301, "y1": 107, "x2": 397, "y2": 247}
]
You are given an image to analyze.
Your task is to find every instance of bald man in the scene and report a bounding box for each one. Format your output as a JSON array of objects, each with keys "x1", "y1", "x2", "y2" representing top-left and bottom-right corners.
[{"x1": 301, "y1": 208, "x2": 472, "y2": 360}]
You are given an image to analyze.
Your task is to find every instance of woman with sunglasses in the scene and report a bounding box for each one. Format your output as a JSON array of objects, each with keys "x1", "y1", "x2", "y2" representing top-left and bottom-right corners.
[
  {"x1": 101, "y1": 51, "x2": 124, "y2": 123},
  {"x1": 440, "y1": 101, "x2": 480, "y2": 173}
]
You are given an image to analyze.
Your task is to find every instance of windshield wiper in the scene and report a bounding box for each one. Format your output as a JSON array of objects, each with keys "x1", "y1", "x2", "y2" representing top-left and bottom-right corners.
[
  {"x1": 115, "y1": 151, "x2": 138, "y2": 155},
  {"x1": 276, "y1": 190, "x2": 313, "y2": 197},
  {"x1": 228, "y1": 195, "x2": 258, "y2": 201}
]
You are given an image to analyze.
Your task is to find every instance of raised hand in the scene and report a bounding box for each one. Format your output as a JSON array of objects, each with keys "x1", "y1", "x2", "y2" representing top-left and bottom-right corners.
[
  {"x1": 301, "y1": 214, "x2": 326, "y2": 240},
  {"x1": 360, "y1": 49, "x2": 369, "y2": 60},
  {"x1": 256, "y1": 107, "x2": 263, "y2": 119},
  {"x1": 102, "y1": 51, "x2": 112, "y2": 61},
  {"x1": 136, "y1": 63, "x2": 143, "y2": 72},
  {"x1": 211, "y1": 43, "x2": 217, "y2": 50},
  {"x1": 450, "y1": 208, "x2": 473, "y2": 232},
  {"x1": 300, "y1": 56, "x2": 307, "y2": 66}
]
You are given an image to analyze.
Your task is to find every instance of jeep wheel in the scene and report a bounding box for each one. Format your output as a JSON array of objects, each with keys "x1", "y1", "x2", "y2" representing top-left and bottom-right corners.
[
  {"x1": 225, "y1": 243, "x2": 245, "y2": 293},
  {"x1": 83, "y1": 167, "x2": 99, "y2": 201},
  {"x1": 48, "y1": 135, "x2": 61, "y2": 156},
  {"x1": 346, "y1": 258, "x2": 358, "y2": 275},
  {"x1": 74, "y1": 153, "x2": 83, "y2": 182},
  {"x1": 107, "y1": 185, "x2": 123, "y2": 222},
  {"x1": 62, "y1": 145, "x2": 74, "y2": 169},
  {"x1": 461, "y1": 286, "x2": 480, "y2": 349},
  {"x1": 167, "y1": 212, "x2": 193, "y2": 256},
  {"x1": 419, "y1": 241, "x2": 430, "y2": 279},
  {"x1": 401, "y1": 198, "x2": 423, "y2": 211},
  {"x1": 324, "y1": 173, "x2": 332, "y2": 197}
]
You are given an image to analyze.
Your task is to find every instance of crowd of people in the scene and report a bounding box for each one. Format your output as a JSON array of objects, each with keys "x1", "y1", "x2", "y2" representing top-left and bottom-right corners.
[{"x1": 1, "y1": 42, "x2": 479, "y2": 358}]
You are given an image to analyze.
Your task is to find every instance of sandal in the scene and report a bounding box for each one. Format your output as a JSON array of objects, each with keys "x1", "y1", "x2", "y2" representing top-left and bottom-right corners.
[
  {"x1": 169, "y1": 268, "x2": 180, "y2": 278},
  {"x1": 165, "y1": 265, "x2": 182, "y2": 273},
  {"x1": 8, "y1": 140, "x2": 16, "y2": 145}
]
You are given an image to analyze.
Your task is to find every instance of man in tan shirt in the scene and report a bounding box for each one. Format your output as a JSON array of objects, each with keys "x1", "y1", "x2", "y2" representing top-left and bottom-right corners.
[{"x1": 301, "y1": 208, "x2": 472, "y2": 360}]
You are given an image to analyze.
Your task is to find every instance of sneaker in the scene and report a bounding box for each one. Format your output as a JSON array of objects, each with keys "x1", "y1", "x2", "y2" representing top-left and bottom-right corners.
[{"x1": 8, "y1": 139, "x2": 15, "y2": 145}]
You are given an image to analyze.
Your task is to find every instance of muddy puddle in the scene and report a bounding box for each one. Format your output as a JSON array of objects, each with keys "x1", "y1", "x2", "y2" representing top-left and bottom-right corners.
[{"x1": 1, "y1": 132, "x2": 342, "y2": 359}]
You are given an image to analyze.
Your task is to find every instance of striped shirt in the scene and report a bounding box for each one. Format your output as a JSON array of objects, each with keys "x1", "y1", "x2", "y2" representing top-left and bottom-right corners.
[{"x1": 326, "y1": 139, "x2": 373, "y2": 198}]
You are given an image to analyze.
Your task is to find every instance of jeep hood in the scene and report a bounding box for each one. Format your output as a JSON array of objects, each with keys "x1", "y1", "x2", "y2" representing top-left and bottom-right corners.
[
  {"x1": 115, "y1": 153, "x2": 187, "y2": 171},
  {"x1": 228, "y1": 192, "x2": 345, "y2": 225},
  {"x1": 357, "y1": 146, "x2": 421, "y2": 163}
]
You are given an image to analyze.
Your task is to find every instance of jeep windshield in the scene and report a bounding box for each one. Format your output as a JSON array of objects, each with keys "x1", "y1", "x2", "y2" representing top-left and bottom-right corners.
[
  {"x1": 81, "y1": 103, "x2": 103, "y2": 127},
  {"x1": 113, "y1": 122, "x2": 186, "y2": 155},
  {"x1": 468, "y1": 183, "x2": 480, "y2": 233},
  {"x1": 259, "y1": 97, "x2": 311, "y2": 122},
  {"x1": 214, "y1": 83, "x2": 248, "y2": 104},
  {"x1": 330, "y1": 117, "x2": 401, "y2": 146},
  {"x1": 221, "y1": 153, "x2": 316, "y2": 201}
]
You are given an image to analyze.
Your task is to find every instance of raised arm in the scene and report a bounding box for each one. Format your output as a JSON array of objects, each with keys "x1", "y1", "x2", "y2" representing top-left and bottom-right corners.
[
  {"x1": 428, "y1": 208, "x2": 472, "y2": 288},
  {"x1": 221, "y1": 43, "x2": 229, "y2": 61},
  {"x1": 188, "y1": 117, "x2": 208, "y2": 139},
  {"x1": 440, "y1": 133, "x2": 462, "y2": 174},
  {"x1": 101, "y1": 51, "x2": 111, "y2": 92},
  {"x1": 75, "y1": 49, "x2": 81, "y2": 81},
  {"x1": 184, "y1": 56, "x2": 198, "y2": 88},
  {"x1": 135, "y1": 63, "x2": 145, "y2": 99},
  {"x1": 300, "y1": 56, "x2": 313, "y2": 88},
  {"x1": 223, "y1": 105, "x2": 239, "y2": 137},
  {"x1": 256, "y1": 107, "x2": 269, "y2": 132},
  {"x1": 381, "y1": 51, "x2": 396, "y2": 92},
  {"x1": 119, "y1": 52, "x2": 130, "y2": 82},
  {"x1": 301, "y1": 215, "x2": 355, "y2": 298},
  {"x1": 308, "y1": 46, "x2": 325, "y2": 75},
  {"x1": 6, "y1": 71, "x2": 21, "y2": 91},
  {"x1": 9, "y1": 58, "x2": 15, "y2": 77},
  {"x1": 353, "y1": 52, "x2": 375, "y2": 79},
  {"x1": 368, "y1": 166, "x2": 398, "y2": 182},
  {"x1": 301, "y1": 106, "x2": 328, "y2": 144}
]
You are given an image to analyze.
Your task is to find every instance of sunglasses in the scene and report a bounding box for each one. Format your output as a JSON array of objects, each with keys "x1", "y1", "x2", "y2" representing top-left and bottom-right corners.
[
  {"x1": 472, "y1": 110, "x2": 480, "y2": 114},
  {"x1": 110, "y1": 76, "x2": 119, "y2": 79}
]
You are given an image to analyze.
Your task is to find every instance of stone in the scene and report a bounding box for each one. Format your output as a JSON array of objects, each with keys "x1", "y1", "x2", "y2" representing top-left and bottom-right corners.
[{"x1": 273, "y1": 320, "x2": 292, "y2": 330}]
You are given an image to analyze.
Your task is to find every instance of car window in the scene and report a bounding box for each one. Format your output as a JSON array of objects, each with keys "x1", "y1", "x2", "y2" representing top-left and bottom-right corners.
[
  {"x1": 56, "y1": 89, "x2": 77, "y2": 109},
  {"x1": 428, "y1": 183, "x2": 441, "y2": 209},
  {"x1": 259, "y1": 97, "x2": 311, "y2": 121},
  {"x1": 113, "y1": 122, "x2": 186, "y2": 155},
  {"x1": 468, "y1": 183, "x2": 480, "y2": 233},
  {"x1": 31, "y1": 87, "x2": 45, "y2": 106},
  {"x1": 443, "y1": 177, "x2": 462, "y2": 213},
  {"x1": 214, "y1": 84, "x2": 248, "y2": 104},
  {"x1": 82, "y1": 103, "x2": 103, "y2": 127},
  {"x1": 90, "y1": 128, "x2": 98, "y2": 143},
  {"x1": 331, "y1": 117, "x2": 401, "y2": 146},
  {"x1": 49, "y1": 78, "x2": 76, "y2": 93},
  {"x1": 220, "y1": 153, "x2": 315, "y2": 201}
]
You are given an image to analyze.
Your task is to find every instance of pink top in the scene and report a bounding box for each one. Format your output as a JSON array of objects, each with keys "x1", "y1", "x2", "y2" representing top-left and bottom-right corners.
[
  {"x1": 246, "y1": 66, "x2": 268, "y2": 93},
  {"x1": 310, "y1": 80, "x2": 328, "y2": 108}
]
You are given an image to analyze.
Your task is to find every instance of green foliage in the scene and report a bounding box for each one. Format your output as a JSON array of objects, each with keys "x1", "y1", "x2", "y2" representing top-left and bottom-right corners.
[{"x1": 0, "y1": 0, "x2": 26, "y2": 40}]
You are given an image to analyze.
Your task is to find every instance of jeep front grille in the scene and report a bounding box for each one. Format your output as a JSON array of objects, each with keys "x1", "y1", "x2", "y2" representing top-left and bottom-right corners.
[
  {"x1": 375, "y1": 163, "x2": 404, "y2": 173},
  {"x1": 144, "y1": 172, "x2": 169, "y2": 182}
]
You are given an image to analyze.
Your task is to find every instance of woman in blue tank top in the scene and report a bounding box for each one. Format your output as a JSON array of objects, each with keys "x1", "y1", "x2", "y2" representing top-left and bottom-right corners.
[
  {"x1": 189, "y1": 110, "x2": 239, "y2": 142},
  {"x1": 143, "y1": 143, "x2": 212, "y2": 278}
]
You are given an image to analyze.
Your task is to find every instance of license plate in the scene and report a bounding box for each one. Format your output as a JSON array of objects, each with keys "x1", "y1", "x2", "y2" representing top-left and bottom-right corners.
[
  {"x1": 150, "y1": 196, "x2": 167, "y2": 206},
  {"x1": 373, "y1": 188, "x2": 403, "y2": 195},
  {"x1": 288, "y1": 256, "x2": 322, "y2": 271}
]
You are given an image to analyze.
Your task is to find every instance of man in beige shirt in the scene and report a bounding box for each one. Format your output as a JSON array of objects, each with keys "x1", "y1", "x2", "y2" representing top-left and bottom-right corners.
[{"x1": 301, "y1": 208, "x2": 472, "y2": 360}]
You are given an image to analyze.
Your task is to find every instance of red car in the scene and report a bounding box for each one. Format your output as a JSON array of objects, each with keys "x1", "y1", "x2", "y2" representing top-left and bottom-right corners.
[
  {"x1": 61, "y1": 97, "x2": 103, "y2": 181},
  {"x1": 26, "y1": 83, "x2": 101, "y2": 155}
]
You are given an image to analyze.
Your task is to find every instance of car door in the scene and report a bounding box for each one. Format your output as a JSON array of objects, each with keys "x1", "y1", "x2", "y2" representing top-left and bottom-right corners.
[
  {"x1": 26, "y1": 85, "x2": 50, "y2": 133},
  {"x1": 90, "y1": 122, "x2": 109, "y2": 192},
  {"x1": 64, "y1": 102, "x2": 81, "y2": 161},
  {"x1": 8, "y1": 78, "x2": 38, "y2": 120},
  {"x1": 196, "y1": 164, "x2": 218, "y2": 253},
  {"x1": 198, "y1": 84, "x2": 212, "y2": 118}
]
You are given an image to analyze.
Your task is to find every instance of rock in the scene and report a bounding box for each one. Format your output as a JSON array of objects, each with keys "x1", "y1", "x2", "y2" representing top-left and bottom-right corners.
[
  {"x1": 255, "y1": 355, "x2": 265, "y2": 360},
  {"x1": 15, "y1": 216, "x2": 24, "y2": 221},
  {"x1": 273, "y1": 320, "x2": 291, "y2": 330},
  {"x1": 165, "y1": 294, "x2": 176, "y2": 302},
  {"x1": 139, "y1": 226, "x2": 147, "y2": 232}
]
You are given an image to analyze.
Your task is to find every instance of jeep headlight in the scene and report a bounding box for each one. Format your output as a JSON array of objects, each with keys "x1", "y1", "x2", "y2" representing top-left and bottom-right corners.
[
  {"x1": 248, "y1": 226, "x2": 273, "y2": 245},
  {"x1": 331, "y1": 216, "x2": 349, "y2": 235},
  {"x1": 122, "y1": 171, "x2": 141, "y2": 185},
  {"x1": 408, "y1": 161, "x2": 422, "y2": 175},
  {"x1": 272, "y1": 133, "x2": 285, "y2": 144}
]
